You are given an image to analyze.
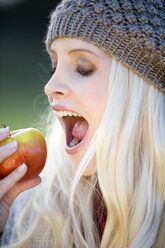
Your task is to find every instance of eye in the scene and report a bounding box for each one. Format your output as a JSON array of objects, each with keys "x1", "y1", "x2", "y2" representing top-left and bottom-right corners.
[
  {"x1": 50, "y1": 66, "x2": 57, "y2": 75},
  {"x1": 75, "y1": 66, "x2": 94, "y2": 77}
]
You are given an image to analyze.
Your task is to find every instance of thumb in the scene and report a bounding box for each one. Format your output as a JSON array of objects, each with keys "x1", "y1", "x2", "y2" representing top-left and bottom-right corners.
[{"x1": 3, "y1": 176, "x2": 41, "y2": 207}]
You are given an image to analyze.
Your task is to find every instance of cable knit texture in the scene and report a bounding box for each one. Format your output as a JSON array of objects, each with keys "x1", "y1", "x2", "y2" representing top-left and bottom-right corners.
[{"x1": 46, "y1": 0, "x2": 165, "y2": 92}]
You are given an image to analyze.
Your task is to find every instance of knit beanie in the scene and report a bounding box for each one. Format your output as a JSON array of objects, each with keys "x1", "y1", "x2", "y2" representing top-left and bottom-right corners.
[{"x1": 46, "y1": 0, "x2": 165, "y2": 92}]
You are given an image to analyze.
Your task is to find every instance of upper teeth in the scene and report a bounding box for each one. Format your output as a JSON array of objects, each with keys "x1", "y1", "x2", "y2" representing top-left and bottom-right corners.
[{"x1": 54, "y1": 110, "x2": 81, "y2": 118}]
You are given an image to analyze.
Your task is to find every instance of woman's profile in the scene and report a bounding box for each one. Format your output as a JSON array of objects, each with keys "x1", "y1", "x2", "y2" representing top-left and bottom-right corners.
[{"x1": 0, "y1": 0, "x2": 165, "y2": 247}]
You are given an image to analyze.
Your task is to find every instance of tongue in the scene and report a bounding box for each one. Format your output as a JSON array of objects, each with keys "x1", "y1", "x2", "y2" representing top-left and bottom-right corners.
[{"x1": 72, "y1": 118, "x2": 88, "y2": 141}]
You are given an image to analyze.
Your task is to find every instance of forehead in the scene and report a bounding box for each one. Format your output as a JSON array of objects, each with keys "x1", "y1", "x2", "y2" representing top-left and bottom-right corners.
[{"x1": 50, "y1": 37, "x2": 109, "y2": 60}]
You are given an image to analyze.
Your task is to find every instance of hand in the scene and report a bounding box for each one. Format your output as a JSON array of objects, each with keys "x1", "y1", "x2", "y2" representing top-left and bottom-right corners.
[{"x1": 0, "y1": 127, "x2": 41, "y2": 233}]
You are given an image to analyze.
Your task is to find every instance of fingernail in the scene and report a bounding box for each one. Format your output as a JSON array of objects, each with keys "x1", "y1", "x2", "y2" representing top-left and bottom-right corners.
[
  {"x1": 6, "y1": 140, "x2": 17, "y2": 149},
  {"x1": 0, "y1": 127, "x2": 9, "y2": 134},
  {"x1": 17, "y1": 163, "x2": 27, "y2": 173}
]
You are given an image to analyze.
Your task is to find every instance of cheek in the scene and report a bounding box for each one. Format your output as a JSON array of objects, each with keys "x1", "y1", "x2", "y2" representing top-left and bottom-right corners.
[
  {"x1": 72, "y1": 74, "x2": 108, "y2": 123},
  {"x1": 86, "y1": 77, "x2": 108, "y2": 120}
]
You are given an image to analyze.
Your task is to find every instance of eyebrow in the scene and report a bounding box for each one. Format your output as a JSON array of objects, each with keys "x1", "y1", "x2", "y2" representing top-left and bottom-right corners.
[
  {"x1": 68, "y1": 49, "x2": 98, "y2": 57},
  {"x1": 49, "y1": 48, "x2": 99, "y2": 59}
]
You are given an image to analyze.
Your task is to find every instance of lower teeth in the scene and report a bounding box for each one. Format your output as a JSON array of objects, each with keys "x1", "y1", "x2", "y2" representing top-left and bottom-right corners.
[{"x1": 69, "y1": 137, "x2": 79, "y2": 147}]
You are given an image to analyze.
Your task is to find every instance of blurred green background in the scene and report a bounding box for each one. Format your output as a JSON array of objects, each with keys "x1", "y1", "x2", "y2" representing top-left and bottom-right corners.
[{"x1": 0, "y1": 0, "x2": 60, "y2": 130}]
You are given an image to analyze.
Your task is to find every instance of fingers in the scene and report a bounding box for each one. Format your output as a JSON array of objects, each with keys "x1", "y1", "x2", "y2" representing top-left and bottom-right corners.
[
  {"x1": 14, "y1": 176, "x2": 42, "y2": 196},
  {"x1": 0, "y1": 163, "x2": 27, "y2": 199},
  {"x1": 0, "y1": 140, "x2": 18, "y2": 163},
  {"x1": 0, "y1": 164, "x2": 41, "y2": 233},
  {"x1": 3, "y1": 176, "x2": 42, "y2": 206},
  {"x1": 0, "y1": 126, "x2": 18, "y2": 163},
  {"x1": 0, "y1": 127, "x2": 10, "y2": 142}
]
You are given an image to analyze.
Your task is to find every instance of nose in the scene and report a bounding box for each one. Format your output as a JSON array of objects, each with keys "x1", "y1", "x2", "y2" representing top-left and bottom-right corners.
[{"x1": 44, "y1": 75, "x2": 70, "y2": 99}]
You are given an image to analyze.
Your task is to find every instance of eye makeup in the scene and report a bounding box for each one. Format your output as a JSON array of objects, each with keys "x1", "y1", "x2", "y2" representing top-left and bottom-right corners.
[{"x1": 75, "y1": 56, "x2": 96, "y2": 77}]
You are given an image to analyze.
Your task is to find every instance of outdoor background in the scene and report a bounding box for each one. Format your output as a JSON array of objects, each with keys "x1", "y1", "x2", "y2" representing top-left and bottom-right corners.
[{"x1": 0, "y1": 0, "x2": 60, "y2": 131}]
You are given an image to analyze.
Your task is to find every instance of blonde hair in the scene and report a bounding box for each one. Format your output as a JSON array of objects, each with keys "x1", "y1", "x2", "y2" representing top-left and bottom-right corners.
[{"x1": 5, "y1": 58, "x2": 165, "y2": 248}]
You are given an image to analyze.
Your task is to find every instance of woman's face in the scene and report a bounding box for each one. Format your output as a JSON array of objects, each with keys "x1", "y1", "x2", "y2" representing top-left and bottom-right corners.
[{"x1": 45, "y1": 38, "x2": 112, "y2": 176}]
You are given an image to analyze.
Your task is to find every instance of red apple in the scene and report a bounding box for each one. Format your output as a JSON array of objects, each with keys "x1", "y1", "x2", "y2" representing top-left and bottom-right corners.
[{"x1": 0, "y1": 128, "x2": 47, "y2": 181}]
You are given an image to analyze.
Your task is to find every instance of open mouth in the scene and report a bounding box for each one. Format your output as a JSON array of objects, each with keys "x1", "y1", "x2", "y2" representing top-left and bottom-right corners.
[
  {"x1": 62, "y1": 115, "x2": 89, "y2": 148},
  {"x1": 51, "y1": 105, "x2": 90, "y2": 153}
]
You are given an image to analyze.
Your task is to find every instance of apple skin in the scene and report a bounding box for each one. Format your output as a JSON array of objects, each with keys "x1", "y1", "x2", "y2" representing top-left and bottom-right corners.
[{"x1": 0, "y1": 128, "x2": 47, "y2": 181}]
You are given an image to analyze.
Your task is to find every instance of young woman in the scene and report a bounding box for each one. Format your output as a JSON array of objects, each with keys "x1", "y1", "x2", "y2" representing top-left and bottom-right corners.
[{"x1": 1, "y1": 0, "x2": 165, "y2": 247}]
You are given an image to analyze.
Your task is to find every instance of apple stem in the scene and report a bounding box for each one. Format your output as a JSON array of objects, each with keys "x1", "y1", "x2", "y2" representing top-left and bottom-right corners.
[
  {"x1": 1, "y1": 122, "x2": 11, "y2": 136},
  {"x1": 1, "y1": 122, "x2": 6, "y2": 128}
]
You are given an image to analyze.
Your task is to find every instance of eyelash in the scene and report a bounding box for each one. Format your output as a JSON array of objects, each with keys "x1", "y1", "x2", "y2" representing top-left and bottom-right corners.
[
  {"x1": 75, "y1": 67, "x2": 94, "y2": 77},
  {"x1": 50, "y1": 66, "x2": 94, "y2": 77}
]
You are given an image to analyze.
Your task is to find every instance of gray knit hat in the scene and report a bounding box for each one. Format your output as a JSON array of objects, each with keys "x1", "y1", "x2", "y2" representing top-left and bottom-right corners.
[{"x1": 46, "y1": 0, "x2": 165, "y2": 92}]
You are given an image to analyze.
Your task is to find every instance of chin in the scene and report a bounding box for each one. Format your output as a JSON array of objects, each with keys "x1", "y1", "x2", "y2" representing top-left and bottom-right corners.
[{"x1": 71, "y1": 155, "x2": 96, "y2": 177}]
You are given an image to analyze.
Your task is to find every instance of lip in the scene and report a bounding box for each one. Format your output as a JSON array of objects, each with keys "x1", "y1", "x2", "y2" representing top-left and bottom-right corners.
[
  {"x1": 51, "y1": 104, "x2": 81, "y2": 116},
  {"x1": 51, "y1": 104, "x2": 89, "y2": 155}
]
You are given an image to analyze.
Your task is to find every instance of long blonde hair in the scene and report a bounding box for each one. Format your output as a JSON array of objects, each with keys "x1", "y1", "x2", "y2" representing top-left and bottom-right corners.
[{"x1": 5, "y1": 58, "x2": 165, "y2": 248}]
